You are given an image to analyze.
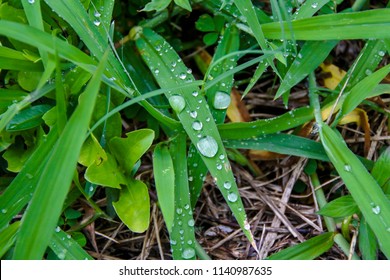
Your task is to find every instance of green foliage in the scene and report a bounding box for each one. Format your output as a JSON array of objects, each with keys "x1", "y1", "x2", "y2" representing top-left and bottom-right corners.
[{"x1": 0, "y1": 0, "x2": 389, "y2": 261}]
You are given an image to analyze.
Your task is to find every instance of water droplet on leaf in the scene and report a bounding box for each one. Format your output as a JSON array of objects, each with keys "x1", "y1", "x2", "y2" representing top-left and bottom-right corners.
[
  {"x1": 227, "y1": 193, "x2": 238, "y2": 202},
  {"x1": 192, "y1": 121, "x2": 203, "y2": 131},
  {"x1": 168, "y1": 95, "x2": 186, "y2": 113},
  {"x1": 213, "y1": 91, "x2": 231, "y2": 109},
  {"x1": 197, "y1": 136, "x2": 218, "y2": 158},
  {"x1": 182, "y1": 248, "x2": 195, "y2": 259}
]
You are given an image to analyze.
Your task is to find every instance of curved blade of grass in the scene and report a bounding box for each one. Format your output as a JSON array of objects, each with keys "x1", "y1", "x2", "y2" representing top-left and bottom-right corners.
[
  {"x1": 12, "y1": 52, "x2": 107, "y2": 260},
  {"x1": 359, "y1": 217, "x2": 378, "y2": 260},
  {"x1": 49, "y1": 229, "x2": 93, "y2": 260},
  {"x1": 292, "y1": 0, "x2": 329, "y2": 20},
  {"x1": 135, "y1": 27, "x2": 255, "y2": 246},
  {"x1": 169, "y1": 133, "x2": 196, "y2": 260},
  {"x1": 153, "y1": 143, "x2": 175, "y2": 233},
  {"x1": 267, "y1": 232, "x2": 335, "y2": 260},
  {"x1": 0, "y1": 222, "x2": 20, "y2": 258},
  {"x1": 319, "y1": 124, "x2": 390, "y2": 258},
  {"x1": 340, "y1": 64, "x2": 390, "y2": 117},
  {"x1": 261, "y1": 9, "x2": 390, "y2": 40},
  {"x1": 372, "y1": 147, "x2": 390, "y2": 194},
  {"x1": 21, "y1": 0, "x2": 48, "y2": 67},
  {"x1": 189, "y1": 24, "x2": 239, "y2": 207},
  {"x1": 317, "y1": 195, "x2": 360, "y2": 218},
  {"x1": 218, "y1": 106, "x2": 314, "y2": 139},
  {"x1": 275, "y1": 40, "x2": 337, "y2": 99},
  {"x1": 223, "y1": 133, "x2": 329, "y2": 161},
  {"x1": 0, "y1": 46, "x2": 43, "y2": 71}
]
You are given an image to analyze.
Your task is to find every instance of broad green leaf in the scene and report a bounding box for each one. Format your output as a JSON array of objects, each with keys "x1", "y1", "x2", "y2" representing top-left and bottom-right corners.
[
  {"x1": 79, "y1": 134, "x2": 107, "y2": 167},
  {"x1": 0, "y1": 222, "x2": 20, "y2": 258},
  {"x1": 12, "y1": 52, "x2": 107, "y2": 260},
  {"x1": 153, "y1": 143, "x2": 175, "y2": 233},
  {"x1": 317, "y1": 195, "x2": 360, "y2": 218},
  {"x1": 371, "y1": 147, "x2": 390, "y2": 194},
  {"x1": 196, "y1": 14, "x2": 215, "y2": 32},
  {"x1": 85, "y1": 153, "x2": 125, "y2": 189},
  {"x1": 141, "y1": 0, "x2": 171, "y2": 12},
  {"x1": 3, "y1": 140, "x2": 36, "y2": 172},
  {"x1": 113, "y1": 179, "x2": 150, "y2": 233},
  {"x1": 17, "y1": 71, "x2": 42, "y2": 91},
  {"x1": 174, "y1": 0, "x2": 192, "y2": 11},
  {"x1": 267, "y1": 232, "x2": 335, "y2": 260},
  {"x1": 6, "y1": 104, "x2": 51, "y2": 132},
  {"x1": 109, "y1": 129, "x2": 155, "y2": 175},
  {"x1": 49, "y1": 228, "x2": 93, "y2": 260},
  {"x1": 320, "y1": 124, "x2": 390, "y2": 259}
]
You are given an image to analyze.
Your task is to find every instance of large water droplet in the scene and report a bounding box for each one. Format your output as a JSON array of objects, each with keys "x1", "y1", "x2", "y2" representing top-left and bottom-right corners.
[
  {"x1": 188, "y1": 219, "x2": 195, "y2": 226},
  {"x1": 213, "y1": 91, "x2": 231, "y2": 109},
  {"x1": 176, "y1": 208, "x2": 183, "y2": 215},
  {"x1": 378, "y1": 51, "x2": 385, "y2": 57},
  {"x1": 192, "y1": 121, "x2": 203, "y2": 131},
  {"x1": 93, "y1": 19, "x2": 101, "y2": 26},
  {"x1": 372, "y1": 205, "x2": 381, "y2": 215},
  {"x1": 168, "y1": 95, "x2": 186, "y2": 113},
  {"x1": 179, "y1": 73, "x2": 187, "y2": 80},
  {"x1": 189, "y1": 111, "x2": 198, "y2": 118},
  {"x1": 344, "y1": 165, "x2": 352, "y2": 172},
  {"x1": 227, "y1": 193, "x2": 238, "y2": 202},
  {"x1": 197, "y1": 136, "x2": 218, "y2": 158},
  {"x1": 216, "y1": 164, "x2": 222, "y2": 170},
  {"x1": 223, "y1": 181, "x2": 232, "y2": 189},
  {"x1": 181, "y1": 248, "x2": 195, "y2": 259}
]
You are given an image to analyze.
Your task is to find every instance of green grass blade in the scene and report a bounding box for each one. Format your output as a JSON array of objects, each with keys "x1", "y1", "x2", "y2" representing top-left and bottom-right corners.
[
  {"x1": 267, "y1": 232, "x2": 335, "y2": 260},
  {"x1": 49, "y1": 229, "x2": 93, "y2": 260},
  {"x1": 261, "y1": 9, "x2": 390, "y2": 40},
  {"x1": 0, "y1": 222, "x2": 20, "y2": 258},
  {"x1": 153, "y1": 143, "x2": 175, "y2": 233},
  {"x1": 371, "y1": 147, "x2": 390, "y2": 194},
  {"x1": 169, "y1": 133, "x2": 196, "y2": 260},
  {"x1": 341, "y1": 64, "x2": 390, "y2": 117},
  {"x1": 359, "y1": 217, "x2": 378, "y2": 260},
  {"x1": 21, "y1": 0, "x2": 48, "y2": 66},
  {"x1": 223, "y1": 133, "x2": 329, "y2": 161},
  {"x1": 0, "y1": 127, "x2": 58, "y2": 230},
  {"x1": 275, "y1": 40, "x2": 337, "y2": 98},
  {"x1": 292, "y1": 0, "x2": 329, "y2": 20},
  {"x1": 319, "y1": 124, "x2": 390, "y2": 258},
  {"x1": 218, "y1": 106, "x2": 314, "y2": 139},
  {"x1": 12, "y1": 52, "x2": 108, "y2": 260},
  {"x1": 135, "y1": 27, "x2": 255, "y2": 246}
]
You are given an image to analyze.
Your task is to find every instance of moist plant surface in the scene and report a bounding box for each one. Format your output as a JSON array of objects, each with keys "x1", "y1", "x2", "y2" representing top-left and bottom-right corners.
[{"x1": 0, "y1": 0, "x2": 389, "y2": 260}]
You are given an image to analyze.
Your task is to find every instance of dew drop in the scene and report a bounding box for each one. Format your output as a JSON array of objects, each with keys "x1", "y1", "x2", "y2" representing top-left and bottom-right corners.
[
  {"x1": 216, "y1": 164, "x2": 222, "y2": 170},
  {"x1": 213, "y1": 91, "x2": 231, "y2": 109},
  {"x1": 28, "y1": 0, "x2": 35, "y2": 4},
  {"x1": 184, "y1": 204, "x2": 190, "y2": 210},
  {"x1": 223, "y1": 181, "x2": 232, "y2": 189},
  {"x1": 176, "y1": 208, "x2": 183, "y2": 214},
  {"x1": 93, "y1": 19, "x2": 101, "y2": 26},
  {"x1": 244, "y1": 221, "x2": 251, "y2": 230},
  {"x1": 1, "y1": 209, "x2": 7, "y2": 214},
  {"x1": 192, "y1": 91, "x2": 199, "y2": 97},
  {"x1": 378, "y1": 51, "x2": 385, "y2": 57},
  {"x1": 94, "y1": 11, "x2": 101, "y2": 17},
  {"x1": 311, "y1": 2, "x2": 318, "y2": 8},
  {"x1": 179, "y1": 73, "x2": 187, "y2": 80},
  {"x1": 187, "y1": 68, "x2": 192, "y2": 74},
  {"x1": 154, "y1": 69, "x2": 160, "y2": 74},
  {"x1": 181, "y1": 248, "x2": 195, "y2": 259},
  {"x1": 192, "y1": 121, "x2": 203, "y2": 131},
  {"x1": 26, "y1": 173, "x2": 33, "y2": 179},
  {"x1": 170, "y1": 239, "x2": 177, "y2": 245},
  {"x1": 197, "y1": 136, "x2": 218, "y2": 158},
  {"x1": 372, "y1": 205, "x2": 381, "y2": 215},
  {"x1": 189, "y1": 111, "x2": 198, "y2": 118},
  {"x1": 168, "y1": 95, "x2": 186, "y2": 113},
  {"x1": 55, "y1": 226, "x2": 61, "y2": 233},
  {"x1": 344, "y1": 165, "x2": 352, "y2": 172},
  {"x1": 365, "y1": 69, "x2": 372, "y2": 76},
  {"x1": 219, "y1": 154, "x2": 225, "y2": 160},
  {"x1": 188, "y1": 219, "x2": 195, "y2": 227},
  {"x1": 227, "y1": 193, "x2": 238, "y2": 202}
]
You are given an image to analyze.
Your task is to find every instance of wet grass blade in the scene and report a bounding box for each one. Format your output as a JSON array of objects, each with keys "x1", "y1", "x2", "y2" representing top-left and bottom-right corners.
[
  {"x1": 0, "y1": 222, "x2": 20, "y2": 258},
  {"x1": 12, "y1": 52, "x2": 107, "y2": 260},
  {"x1": 135, "y1": 27, "x2": 255, "y2": 246},
  {"x1": 153, "y1": 143, "x2": 175, "y2": 232},
  {"x1": 261, "y1": 9, "x2": 390, "y2": 40},
  {"x1": 49, "y1": 229, "x2": 93, "y2": 260},
  {"x1": 223, "y1": 133, "x2": 329, "y2": 161},
  {"x1": 267, "y1": 232, "x2": 335, "y2": 260},
  {"x1": 319, "y1": 124, "x2": 390, "y2": 258},
  {"x1": 218, "y1": 106, "x2": 314, "y2": 139}
]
